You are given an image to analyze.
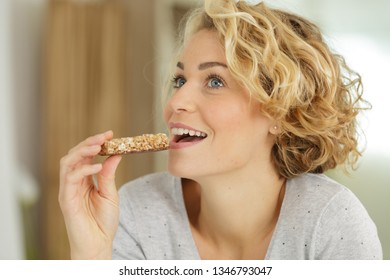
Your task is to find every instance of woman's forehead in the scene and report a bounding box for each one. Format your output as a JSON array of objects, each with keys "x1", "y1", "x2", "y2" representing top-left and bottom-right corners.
[{"x1": 179, "y1": 29, "x2": 226, "y2": 63}]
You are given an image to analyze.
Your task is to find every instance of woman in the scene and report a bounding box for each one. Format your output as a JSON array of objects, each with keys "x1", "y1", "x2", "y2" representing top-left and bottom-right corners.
[{"x1": 59, "y1": 0, "x2": 382, "y2": 259}]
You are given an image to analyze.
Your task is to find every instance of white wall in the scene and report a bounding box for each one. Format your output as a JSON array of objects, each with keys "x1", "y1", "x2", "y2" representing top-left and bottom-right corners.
[
  {"x1": 0, "y1": 0, "x2": 24, "y2": 260},
  {"x1": 11, "y1": 0, "x2": 46, "y2": 180},
  {"x1": 0, "y1": 0, "x2": 45, "y2": 259}
]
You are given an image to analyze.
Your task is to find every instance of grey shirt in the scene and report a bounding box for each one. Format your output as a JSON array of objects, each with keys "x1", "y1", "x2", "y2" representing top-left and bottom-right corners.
[{"x1": 112, "y1": 172, "x2": 382, "y2": 259}]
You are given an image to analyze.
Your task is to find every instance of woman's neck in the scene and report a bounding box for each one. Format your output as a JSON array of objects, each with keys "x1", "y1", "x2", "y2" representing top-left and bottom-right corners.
[{"x1": 182, "y1": 165, "x2": 286, "y2": 259}]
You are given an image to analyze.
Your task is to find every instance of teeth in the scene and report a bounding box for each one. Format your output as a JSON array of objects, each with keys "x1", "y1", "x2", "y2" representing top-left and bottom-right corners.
[{"x1": 171, "y1": 127, "x2": 207, "y2": 137}]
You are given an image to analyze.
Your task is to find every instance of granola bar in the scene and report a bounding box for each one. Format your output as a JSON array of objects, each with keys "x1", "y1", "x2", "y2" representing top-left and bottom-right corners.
[{"x1": 99, "y1": 133, "x2": 169, "y2": 156}]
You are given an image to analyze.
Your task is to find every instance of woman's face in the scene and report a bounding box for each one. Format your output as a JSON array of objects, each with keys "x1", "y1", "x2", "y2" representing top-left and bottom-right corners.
[{"x1": 164, "y1": 29, "x2": 277, "y2": 180}]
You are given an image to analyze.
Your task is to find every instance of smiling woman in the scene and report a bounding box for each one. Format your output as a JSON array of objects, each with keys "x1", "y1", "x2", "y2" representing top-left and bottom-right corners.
[{"x1": 58, "y1": 0, "x2": 382, "y2": 260}]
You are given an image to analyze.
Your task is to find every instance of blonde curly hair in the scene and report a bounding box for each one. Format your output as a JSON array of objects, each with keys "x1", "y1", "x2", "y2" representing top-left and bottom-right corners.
[{"x1": 167, "y1": 0, "x2": 370, "y2": 179}]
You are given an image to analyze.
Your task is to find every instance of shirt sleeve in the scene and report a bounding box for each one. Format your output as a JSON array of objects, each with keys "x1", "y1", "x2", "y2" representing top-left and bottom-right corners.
[
  {"x1": 112, "y1": 186, "x2": 146, "y2": 260},
  {"x1": 314, "y1": 188, "x2": 383, "y2": 259}
]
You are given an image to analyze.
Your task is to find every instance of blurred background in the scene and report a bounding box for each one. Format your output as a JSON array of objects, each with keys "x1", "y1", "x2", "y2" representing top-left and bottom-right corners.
[{"x1": 0, "y1": 0, "x2": 389, "y2": 260}]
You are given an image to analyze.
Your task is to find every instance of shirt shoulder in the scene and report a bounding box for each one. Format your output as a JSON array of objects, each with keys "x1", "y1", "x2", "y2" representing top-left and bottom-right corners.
[
  {"x1": 267, "y1": 173, "x2": 382, "y2": 259},
  {"x1": 287, "y1": 173, "x2": 346, "y2": 205}
]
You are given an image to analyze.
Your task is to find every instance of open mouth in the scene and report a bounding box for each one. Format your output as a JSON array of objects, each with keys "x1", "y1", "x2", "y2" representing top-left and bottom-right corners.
[{"x1": 171, "y1": 127, "x2": 207, "y2": 143}]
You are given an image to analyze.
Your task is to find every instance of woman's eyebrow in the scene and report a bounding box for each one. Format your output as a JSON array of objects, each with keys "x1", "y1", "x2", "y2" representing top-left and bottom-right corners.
[
  {"x1": 199, "y1": 61, "x2": 228, "y2": 70},
  {"x1": 175, "y1": 61, "x2": 228, "y2": 70}
]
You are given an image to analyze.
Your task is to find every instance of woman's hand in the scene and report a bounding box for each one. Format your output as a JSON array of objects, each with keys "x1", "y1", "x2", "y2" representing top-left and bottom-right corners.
[{"x1": 59, "y1": 131, "x2": 122, "y2": 259}]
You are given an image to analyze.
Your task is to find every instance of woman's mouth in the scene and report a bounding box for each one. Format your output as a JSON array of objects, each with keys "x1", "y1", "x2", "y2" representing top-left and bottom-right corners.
[{"x1": 170, "y1": 126, "x2": 208, "y2": 149}]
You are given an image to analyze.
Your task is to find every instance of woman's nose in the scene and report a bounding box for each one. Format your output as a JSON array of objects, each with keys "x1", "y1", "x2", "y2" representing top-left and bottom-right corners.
[{"x1": 167, "y1": 84, "x2": 197, "y2": 114}]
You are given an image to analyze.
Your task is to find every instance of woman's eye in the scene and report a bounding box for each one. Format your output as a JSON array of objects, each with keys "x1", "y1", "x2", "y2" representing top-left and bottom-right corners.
[
  {"x1": 172, "y1": 76, "x2": 186, "y2": 88},
  {"x1": 207, "y1": 76, "x2": 224, "y2": 89}
]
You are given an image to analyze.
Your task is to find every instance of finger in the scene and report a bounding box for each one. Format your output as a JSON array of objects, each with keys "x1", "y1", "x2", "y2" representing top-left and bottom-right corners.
[
  {"x1": 62, "y1": 130, "x2": 112, "y2": 175},
  {"x1": 60, "y1": 145, "x2": 102, "y2": 181},
  {"x1": 69, "y1": 130, "x2": 113, "y2": 154},
  {"x1": 97, "y1": 155, "x2": 122, "y2": 197},
  {"x1": 59, "y1": 163, "x2": 103, "y2": 202},
  {"x1": 62, "y1": 144, "x2": 101, "y2": 166}
]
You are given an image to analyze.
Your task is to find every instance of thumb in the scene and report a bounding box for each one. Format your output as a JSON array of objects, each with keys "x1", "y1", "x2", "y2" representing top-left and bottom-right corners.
[{"x1": 97, "y1": 155, "x2": 122, "y2": 196}]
